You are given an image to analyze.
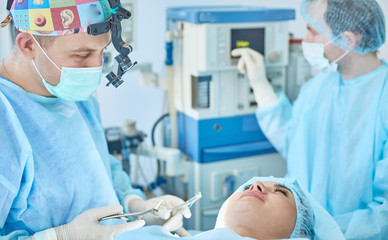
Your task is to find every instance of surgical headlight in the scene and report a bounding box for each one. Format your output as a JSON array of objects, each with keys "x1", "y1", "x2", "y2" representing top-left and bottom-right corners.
[{"x1": 87, "y1": 0, "x2": 137, "y2": 88}]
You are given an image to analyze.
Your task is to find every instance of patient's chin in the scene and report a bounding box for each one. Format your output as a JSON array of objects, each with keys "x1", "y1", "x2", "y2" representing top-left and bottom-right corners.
[
  {"x1": 226, "y1": 224, "x2": 264, "y2": 240},
  {"x1": 225, "y1": 217, "x2": 292, "y2": 240}
]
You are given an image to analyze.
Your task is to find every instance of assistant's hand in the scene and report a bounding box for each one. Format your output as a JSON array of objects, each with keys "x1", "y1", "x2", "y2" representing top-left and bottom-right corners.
[
  {"x1": 54, "y1": 205, "x2": 145, "y2": 240},
  {"x1": 231, "y1": 48, "x2": 268, "y2": 87},
  {"x1": 125, "y1": 194, "x2": 191, "y2": 232},
  {"x1": 231, "y1": 48, "x2": 278, "y2": 107}
]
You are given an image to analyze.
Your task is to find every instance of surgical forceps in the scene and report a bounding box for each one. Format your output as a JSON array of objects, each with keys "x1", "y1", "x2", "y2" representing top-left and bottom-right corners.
[
  {"x1": 98, "y1": 192, "x2": 202, "y2": 222},
  {"x1": 98, "y1": 200, "x2": 164, "y2": 222},
  {"x1": 169, "y1": 192, "x2": 202, "y2": 213}
]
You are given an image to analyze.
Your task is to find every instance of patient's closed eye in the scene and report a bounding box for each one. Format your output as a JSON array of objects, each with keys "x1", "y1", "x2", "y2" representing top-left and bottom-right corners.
[
  {"x1": 275, "y1": 187, "x2": 288, "y2": 196},
  {"x1": 243, "y1": 183, "x2": 290, "y2": 198}
]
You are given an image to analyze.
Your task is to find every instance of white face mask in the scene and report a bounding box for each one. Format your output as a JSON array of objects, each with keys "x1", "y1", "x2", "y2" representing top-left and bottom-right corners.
[{"x1": 302, "y1": 40, "x2": 350, "y2": 72}]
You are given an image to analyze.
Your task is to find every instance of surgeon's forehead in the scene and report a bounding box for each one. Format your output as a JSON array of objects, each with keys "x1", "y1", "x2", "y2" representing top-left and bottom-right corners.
[{"x1": 57, "y1": 32, "x2": 111, "y2": 51}]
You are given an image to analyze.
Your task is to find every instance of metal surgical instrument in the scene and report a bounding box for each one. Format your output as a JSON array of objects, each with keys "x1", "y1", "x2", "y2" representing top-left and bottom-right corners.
[
  {"x1": 98, "y1": 200, "x2": 164, "y2": 222},
  {"x1": 169, "y1": 192, "x2": 202, "y2": 213}
]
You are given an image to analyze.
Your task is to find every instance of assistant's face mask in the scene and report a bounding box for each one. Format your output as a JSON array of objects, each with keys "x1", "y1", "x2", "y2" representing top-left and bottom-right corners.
[
  {"x1": 30, "y1": 34, "x2": 102, "y2": 102},
  {"x1": 302, "y1": 38, "x2": 350, "y2": 72}
]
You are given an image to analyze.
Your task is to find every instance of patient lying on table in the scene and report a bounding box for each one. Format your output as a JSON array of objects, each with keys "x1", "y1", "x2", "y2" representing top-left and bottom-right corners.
[{"x1": 116, "y1": 177, "x2": 344, "y2": 240}]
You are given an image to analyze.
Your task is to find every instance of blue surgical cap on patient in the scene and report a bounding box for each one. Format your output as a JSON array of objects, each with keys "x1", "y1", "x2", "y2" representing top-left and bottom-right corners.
[
  {"x1": 215, "y1": 177, "x2": 345, "y2": 240},
  {"x1": 280, "y1": 178, "x2": 313, "y2": 238},
  {"x1": 300, "y1": 0, "x2": 386, "y2": 55}
]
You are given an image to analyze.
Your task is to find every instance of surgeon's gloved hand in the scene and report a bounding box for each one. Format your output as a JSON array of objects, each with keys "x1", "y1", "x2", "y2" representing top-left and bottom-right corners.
[
  {"x1": 231, "y1": 48, "x2": 278, "y2": 107},
  {"x1": 124, "y1": 194, "x2": 191, "y2": 232},
  {"x1": 32, "y1": 205, "x2": 145, "y2": 240}
]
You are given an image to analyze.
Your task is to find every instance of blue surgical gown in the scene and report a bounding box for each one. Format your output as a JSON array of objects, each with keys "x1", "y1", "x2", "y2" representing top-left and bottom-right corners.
[
  {"x1": 256, "y1": 60, "x2": 388, "y2": 239},
  {"x1": 0, "y1": 76, "x2": 142, "y2": 239},
  {"x1": 115, "y1": 226, "x2": 305, "y2": 240}
]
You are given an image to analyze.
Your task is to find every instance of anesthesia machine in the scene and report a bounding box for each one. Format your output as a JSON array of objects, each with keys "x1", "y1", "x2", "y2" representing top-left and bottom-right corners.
[{"x1": 165, "y1": 6, "x2": 295, "y2": 230}]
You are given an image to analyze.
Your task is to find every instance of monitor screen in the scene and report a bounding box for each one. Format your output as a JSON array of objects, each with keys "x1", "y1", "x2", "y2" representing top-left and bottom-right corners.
[{"x1": 231, "y1": 28, "x2": 265, "y2": 58}]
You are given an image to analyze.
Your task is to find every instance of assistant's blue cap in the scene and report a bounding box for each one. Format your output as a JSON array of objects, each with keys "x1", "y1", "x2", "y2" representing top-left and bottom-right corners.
[{"x1": 300, "y1": 0, "x2": 385, "y2": 55}]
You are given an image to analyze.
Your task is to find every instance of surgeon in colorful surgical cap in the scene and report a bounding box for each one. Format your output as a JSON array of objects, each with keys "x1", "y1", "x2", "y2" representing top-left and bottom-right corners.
[
  {"x1": 232, "y1": 0, "x2": 388, "y2": 239},
  {"x1": 0, "y1": 1, "x2": 190, "y2": 239}
]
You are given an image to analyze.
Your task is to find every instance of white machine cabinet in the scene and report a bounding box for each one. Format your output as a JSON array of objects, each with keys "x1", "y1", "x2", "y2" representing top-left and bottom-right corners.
[{"x1": 166, "y1": 6, "x2": 295, "y2": 230}]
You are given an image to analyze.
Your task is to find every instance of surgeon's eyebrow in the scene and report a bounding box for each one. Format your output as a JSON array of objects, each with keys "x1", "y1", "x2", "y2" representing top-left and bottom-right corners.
[{"x1": 71, "y1": 40, "x2": 112, "y2": 52}]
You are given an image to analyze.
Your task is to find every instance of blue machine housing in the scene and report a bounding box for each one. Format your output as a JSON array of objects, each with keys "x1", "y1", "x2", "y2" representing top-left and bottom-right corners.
[
  {"x1": 170, "y1": 6, "x2": 293, "y2": 163},
  {"x1": 178, "y1": 112, "x2": 276, "y2": 163},
  {"x1": 167, "y1": 6, "x2": 295, "y2": 24}
]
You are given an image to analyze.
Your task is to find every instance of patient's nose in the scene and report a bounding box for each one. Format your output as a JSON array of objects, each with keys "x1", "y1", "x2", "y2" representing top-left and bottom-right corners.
[{"x1": 249, "y1": 181, "x2": 268, "y2": 194}]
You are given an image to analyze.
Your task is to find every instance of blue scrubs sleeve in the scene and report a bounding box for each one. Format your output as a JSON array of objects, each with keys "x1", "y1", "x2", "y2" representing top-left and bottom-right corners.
[
  {"x1": 0, "y1": 92, "x2": 33, "y2": 239},
  {"x1": 110, "y1": 155, "x2": 144, "y2": 207},
  {"x1": 0, "y1": 231, "x2": 32, "y2": 240},
  {"x1": 334, "y1": 141, "x2": 388, "y2": 240},
  {"x1": 255, "y1": 93, "x2": 293, "y2": 158}
]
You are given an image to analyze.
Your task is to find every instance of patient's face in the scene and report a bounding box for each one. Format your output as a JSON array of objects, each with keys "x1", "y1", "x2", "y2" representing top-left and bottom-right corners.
[{"x1": 224, "y1": 181, "x2": 297, "y2": 240}]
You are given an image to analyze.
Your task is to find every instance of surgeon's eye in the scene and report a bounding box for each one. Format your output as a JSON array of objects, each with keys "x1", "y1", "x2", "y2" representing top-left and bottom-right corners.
[
  {"x1": 275, "y1": 186, "x2": 288, "y2": 197},
  {"x1": 77, "y1": 54, "x2": 90, "y2": 59},
  {"x1": 243, "y1": 184, "x2": 252, "y2": 191},
  {"x1": 72, "y1": 53, "x2": 90, "y2": 60}
]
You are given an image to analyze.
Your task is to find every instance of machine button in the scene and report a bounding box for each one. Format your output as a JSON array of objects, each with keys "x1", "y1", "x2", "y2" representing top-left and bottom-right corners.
[{"x1": 268, "y1": 51, "x2": 282, "y2": 63}]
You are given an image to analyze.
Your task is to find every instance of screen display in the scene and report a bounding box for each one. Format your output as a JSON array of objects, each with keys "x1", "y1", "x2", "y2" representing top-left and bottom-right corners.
[{"x1": 231, "y1": 28, "x2": 265, "y2": 58}]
